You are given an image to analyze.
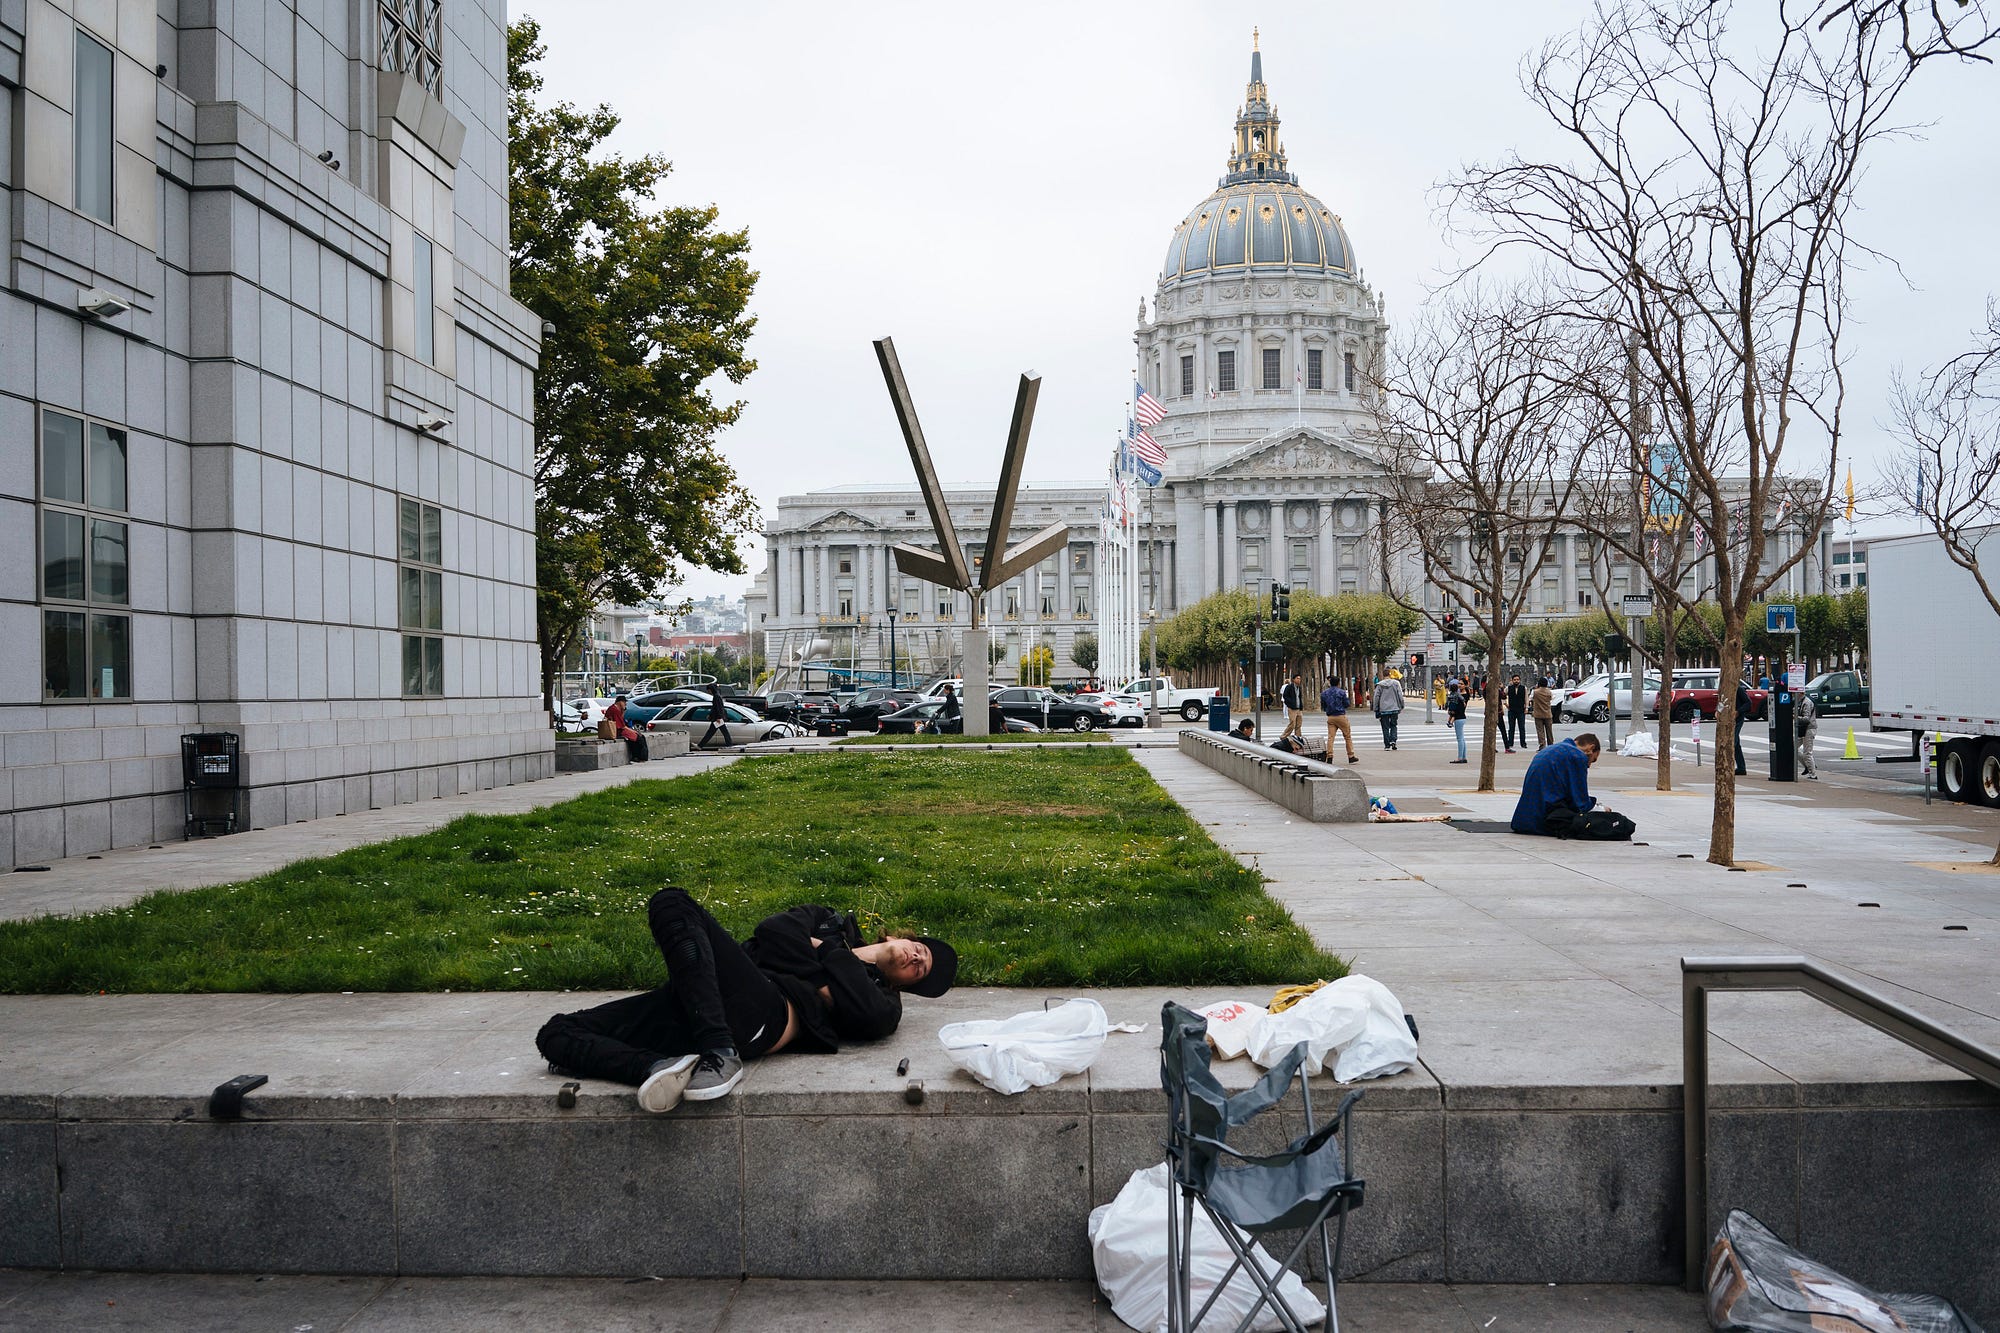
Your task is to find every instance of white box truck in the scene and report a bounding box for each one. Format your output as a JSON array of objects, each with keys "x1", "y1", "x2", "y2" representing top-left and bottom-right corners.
[{"x1": 1867, "y1": 526, "x2": 2000, "y2": 803}]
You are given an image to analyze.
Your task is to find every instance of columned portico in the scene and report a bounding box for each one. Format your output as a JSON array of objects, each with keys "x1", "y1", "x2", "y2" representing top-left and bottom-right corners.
[{"x1": 1219, "y1": 501, "x2": 1239, "y2": 590}]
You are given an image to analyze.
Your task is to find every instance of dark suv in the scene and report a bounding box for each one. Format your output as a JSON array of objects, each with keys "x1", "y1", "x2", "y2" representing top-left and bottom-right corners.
[{"x1": 1804, "y1": 670, "x2": 1869, "y2": 716}]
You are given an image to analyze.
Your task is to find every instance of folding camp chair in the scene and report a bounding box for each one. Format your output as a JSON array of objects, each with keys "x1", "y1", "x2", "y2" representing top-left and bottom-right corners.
[{"x1": 1160, "y1": 1002, "x2": 1365, "y2": 1333}]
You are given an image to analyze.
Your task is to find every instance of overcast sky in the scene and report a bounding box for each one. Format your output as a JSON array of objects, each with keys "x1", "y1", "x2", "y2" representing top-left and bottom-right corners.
[{"x1": 519, "y1": 1, "x2": 2000, "y2": 604}]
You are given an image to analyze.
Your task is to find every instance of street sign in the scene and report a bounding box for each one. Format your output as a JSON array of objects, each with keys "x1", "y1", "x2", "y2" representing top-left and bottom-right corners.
[
  {"x1": 1621, "y1": 593, "x2": 1654, "y2": 618},
  {"x1": 1766, "y1": 604, "x2": 1798, "y2": 634}
]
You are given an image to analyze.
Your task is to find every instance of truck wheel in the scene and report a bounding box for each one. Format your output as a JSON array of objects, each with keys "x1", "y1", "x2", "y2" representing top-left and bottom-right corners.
[
  {"x1": 1181, "y1": 700, "x2": 1205, "y2": 721},
  {"x1": 1938, "y1": 740, "x2": 1974, "y2": 802},
  {"x1": 1590, "y1": 702, "x2": 1610, "y2": 723},
  {"x1": 1980, "y1": 741, "x2": 2000, "y2": 807}
]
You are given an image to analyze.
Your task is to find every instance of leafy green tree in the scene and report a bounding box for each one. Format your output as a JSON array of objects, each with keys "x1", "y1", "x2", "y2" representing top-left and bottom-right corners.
[
  {"x1": 1070, "y1": 633, "x2": 1099, "y2": 677},
  {"x1": 510, "y1": 18, "x2": 760, "y2": 706}
]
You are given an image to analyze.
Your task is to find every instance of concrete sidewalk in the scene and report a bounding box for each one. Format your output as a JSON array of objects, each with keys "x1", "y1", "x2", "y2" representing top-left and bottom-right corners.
[
  {"x1": 0, "y1": 1272, "x2": 1709, "y2": 1331},
  {"x1": 0, "y1": 752, "x2": 742, "y2": 922}
]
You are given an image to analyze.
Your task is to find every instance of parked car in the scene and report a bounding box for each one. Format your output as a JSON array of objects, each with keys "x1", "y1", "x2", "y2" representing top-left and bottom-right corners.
[
  {"x1": 1656, "y1": 669, "x2": 1770, "y2": 723},
  {"x1": 622, "y1": 688, "x2": 715, "y2": 728},
  {"x1": 564, "y1": 696, "x2": 618, "y2": 727},
  {"x1": 644, "y1": 701, "x2": 792, "y2": 744},
  {"x1": 552, "y1": 699, "x2": 588, "y2": 729},
  {"x1": 874, "y1": 699, "x2": 1041, "y2": 734},
  {"x1": 1115, "y1": 675, "x2": 1220, "y2": 722},
  {"x1": 991, "y1": 686, "x2": 1109, "y2": 732},
  {"x1": 1559, "y1": 672, "x2": 1662, "y2": 722},
  {"x1": 842, "y1": 688, "x2": 924, "y2": 728},
  {"x1": 764, "y1": 691, "x2": 844, "y2": 726},
  {"x1": 1804, "y1": 669, "x2": 1869, "y2": 716},
  {"x1": 1072, "y1": 692, "x2": 1147, "y2": 727}
]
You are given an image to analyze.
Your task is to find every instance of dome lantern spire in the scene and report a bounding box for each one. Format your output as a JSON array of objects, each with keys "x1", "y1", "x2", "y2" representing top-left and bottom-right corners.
[{"x1": 1224, "y1": 33, "x2": 1291, "y2": 186}]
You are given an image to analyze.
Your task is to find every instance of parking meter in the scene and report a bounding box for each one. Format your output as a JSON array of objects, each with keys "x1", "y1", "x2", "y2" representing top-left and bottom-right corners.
[{"x1": 1769, "y1": 692, "x2": 1796, "y2": 782}]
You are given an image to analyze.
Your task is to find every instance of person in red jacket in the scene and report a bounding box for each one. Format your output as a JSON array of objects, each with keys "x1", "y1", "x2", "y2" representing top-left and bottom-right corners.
[{"x1": 536, "y1": 887, "x2": 957, "y2": 1113}]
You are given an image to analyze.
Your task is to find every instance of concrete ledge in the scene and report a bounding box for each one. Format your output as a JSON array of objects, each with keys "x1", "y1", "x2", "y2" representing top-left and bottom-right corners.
[
  {"x1": 2, "y1": 988, "x2": 1995, "y2": 1312},
  {"x1": 555, "y1": 739, "x2": 628, "y2": 773},
  {"x1": 1180, "y1": 728, "x2": 1372, "y2": 822}
]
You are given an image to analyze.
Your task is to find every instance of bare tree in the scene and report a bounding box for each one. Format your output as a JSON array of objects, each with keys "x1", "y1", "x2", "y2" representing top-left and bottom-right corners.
[
  {"x1": 1446, "y1": 0, "x2": 1954, "y2": 864},
  {"x1": 1375, "y1": 283, "x2": 1603, "y2": 791}
]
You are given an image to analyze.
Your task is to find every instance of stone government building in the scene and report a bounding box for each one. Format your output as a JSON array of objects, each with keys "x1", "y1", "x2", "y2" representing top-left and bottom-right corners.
[
  {"x1": 755, "y1": 40, "x2": 1838, "y2": 686},
  {"x1": 2, "y1": 1, "x2": 547, "y2": 868}
]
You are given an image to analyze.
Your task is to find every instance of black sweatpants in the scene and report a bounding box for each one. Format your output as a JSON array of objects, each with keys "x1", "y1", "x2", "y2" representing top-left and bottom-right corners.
[{"x1": 535, "y1": 888, "x2": 790, "y2": 1086}]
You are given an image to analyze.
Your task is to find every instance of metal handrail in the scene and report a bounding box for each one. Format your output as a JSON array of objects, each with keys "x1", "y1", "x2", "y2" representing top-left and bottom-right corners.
[{"x1": 1681, "y1": 955, "x2": 2000, "y2": 1290}]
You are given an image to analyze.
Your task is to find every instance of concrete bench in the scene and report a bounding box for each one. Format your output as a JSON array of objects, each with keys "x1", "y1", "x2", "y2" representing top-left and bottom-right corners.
[{"x1": 1179, "y1": 728, "x2": 1371, "y2": 822}]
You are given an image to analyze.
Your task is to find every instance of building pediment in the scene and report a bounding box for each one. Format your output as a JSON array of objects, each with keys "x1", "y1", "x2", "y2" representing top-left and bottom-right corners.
[
  {"x1": 1204, "y1": 428, "x2": 1386, "y2": 480},
  {"x1": 800, "y1": 509, "x2": 881, "y2": 532}
]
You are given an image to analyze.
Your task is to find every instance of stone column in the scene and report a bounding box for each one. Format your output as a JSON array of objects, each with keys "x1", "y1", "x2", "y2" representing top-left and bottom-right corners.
[
  {"x1": 818, "y1": 544, "x2": 833, "y2": 618},
  {"x1": 1220, "y1": 500, "x2": 1238, "y2": 589},
  {"x1": 1201, "y1": 500, "x2": 1220, "y2": 595},
  {"x1": 1559, "y1": 533, "x2": 1577, "y2": 613},
  {"x1": 1317, "y1": 499, "x2": 1335, "y2": 593}
]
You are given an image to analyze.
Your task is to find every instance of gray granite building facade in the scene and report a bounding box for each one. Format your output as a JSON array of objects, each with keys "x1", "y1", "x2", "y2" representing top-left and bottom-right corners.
[{"x1": 1, "y1": 0, "x2": 548, "y2": 868}]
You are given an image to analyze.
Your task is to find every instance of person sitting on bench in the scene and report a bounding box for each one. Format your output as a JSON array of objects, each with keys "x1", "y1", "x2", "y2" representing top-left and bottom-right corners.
[
  {"x1": 536, "y1": 886, "x2": 957, "y2": 1114},
  {"x1": 1510, "y1": 733, "x2": 1635, "y2": 840}
]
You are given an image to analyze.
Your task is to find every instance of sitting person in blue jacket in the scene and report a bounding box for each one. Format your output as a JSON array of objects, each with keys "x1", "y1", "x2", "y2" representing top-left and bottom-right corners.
[{"x1": 1511, "y1": 733, "x2": 1634, "y2": 840}]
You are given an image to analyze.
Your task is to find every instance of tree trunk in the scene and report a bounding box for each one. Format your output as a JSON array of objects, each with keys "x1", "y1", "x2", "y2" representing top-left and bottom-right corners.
[
  {"x1": 1478, "y1": 675, "x2": 1501, "y2": 791},
  {"x1": 537, "y1": 610, "x2": 556, "y2": 714},
  {"x1": 1655, "y1": 613, "x2": 1678, "y2": 792},
  {"x1": 1708, "y1": 626, "x2": 1746, "y2": 866}
]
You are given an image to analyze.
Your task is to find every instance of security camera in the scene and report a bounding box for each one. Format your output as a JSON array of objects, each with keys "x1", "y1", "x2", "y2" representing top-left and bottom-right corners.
[
  {"x1": 418, "y1": 415, "x2": 451, "y2": 435},
  {"x1": 541, "y1": 319, "x2": 557, "y2": 337},
  {"x1": 318, "y1": 150, "x2": 335, "y2": 162},
  {"x1": 78, "y1": 288, "x2": 129, "y2": 319}
]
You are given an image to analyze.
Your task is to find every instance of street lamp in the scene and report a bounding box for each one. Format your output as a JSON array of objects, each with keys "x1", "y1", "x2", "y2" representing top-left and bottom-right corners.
[
  {"x1": 1145, "y1": 607, "x2": 1161, "y2": 729},
  {"x1": 886, "y1": 609, "x2": 900, "y2": 690},
  {"x1": 633, "y1": 633, "x2": 646, "y2": 687}
]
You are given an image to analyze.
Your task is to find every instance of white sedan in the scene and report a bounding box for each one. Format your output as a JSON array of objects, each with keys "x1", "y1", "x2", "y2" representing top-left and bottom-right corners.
[
  {"x1": 646, "y1": 701, "x2": 795, "y2": 744},
  {"x1": 565, "y1": 696, "x2": 618, "y2": 726},
  {"x1": 1073, "y1": 692, "x2": 1147, "y2": 727}
]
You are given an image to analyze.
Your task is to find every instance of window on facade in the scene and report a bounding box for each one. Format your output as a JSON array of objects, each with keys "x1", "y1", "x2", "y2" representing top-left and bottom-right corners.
[
  {"x1": 1307, "y1": 348, "x2": 1324, "y2": 390},
  {"x1": 74, "y1": 31, "x2": 114, "y2": 224},
  {"x1": 1832, "y1": 551, "x2": 1850, "y2": 566},
  {"x1": 837, "y1": 554, "x2": 853, "y2": 575},
  {"x1": 412, "y1": 233, "x2": 436, "y2": 364},
  {"x1": 1070, "y1": 546, "x2": 1090, "y2": 573},
  {"x1": 836, "y1": 587, "x2": 853, "y2": 617},
  {"x1": 937, "y1": 591, "x2": 952, "y2": 618},
  {"x1": 1241, "y1": 542, "x2": 1262, "y2": 572},
  {"x1": 378, "y1": 0, "x2": 444, "y2": 94},
  {"x1": 1216, "y1": 350, "x2": 1236, "y2": 393},
  {"x1": 1261, "y1": 347, "x2": 1281, "y2": 390},
  {"x1": 40, "y1": 411, "x2": 130, "y2": 699},
  {"x1": 1040, "y1": 580, "x2": 1056, "y2": 617},
  {"x1": 1180, "y1": 355, "x2": 1194, "y2": 397},
  {"x1": 1074, "y1": 589, "x2": 1091, "y2": 618},
  {"x1": 1005, "y1": 586, "x2": 1020, "y2": 618},
  {"x1": 398, "y1": 497, "x2": 444, "y2": 695},
  {"x1": 1290, "y1": 540, "x2": 1310, "y2": 570},
  {"x1": 901, "y1": 585, "x2": 919, "y2": 615},
  {"x1": 1343, "y1": 351, "x2": 1357, "y2": 392}
]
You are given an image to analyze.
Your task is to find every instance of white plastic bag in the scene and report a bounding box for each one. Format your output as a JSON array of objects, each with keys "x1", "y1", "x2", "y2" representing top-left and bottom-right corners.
[
  {"x1": 1196, "y1": 999, "x2": 1267, "y2": 1059},
  {"x1": 937, "y1": 997, "x2": 1107, "y2": 1094},
  {"x1": 1089, "y1": 1163, "x2": 1323, "y2": 1333},
  {"x1": 1245, "y1": 975, "x2": 1417, "y2": 1082},
  {"x1": 1619, "y1": 730, "x2": 1659, "y2": 757}
]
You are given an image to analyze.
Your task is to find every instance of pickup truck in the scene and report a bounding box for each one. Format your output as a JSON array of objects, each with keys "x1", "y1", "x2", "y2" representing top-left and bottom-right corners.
[
  {"x1": 1116, "y1": 676, "x2": 1223, "y2": 722},
  {"x1": 1804, "y1": 670, "x2": 1868, "y2": 716}
]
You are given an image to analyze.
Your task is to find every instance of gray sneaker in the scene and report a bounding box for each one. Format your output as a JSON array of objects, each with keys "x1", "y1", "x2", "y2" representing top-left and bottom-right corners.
[
  {"x1": 684, "y1": 1050, "x2": 745, "y2": 1101},
  {"x1": 637, "y1": 1054, "x2": 698, "y2": 1114}
]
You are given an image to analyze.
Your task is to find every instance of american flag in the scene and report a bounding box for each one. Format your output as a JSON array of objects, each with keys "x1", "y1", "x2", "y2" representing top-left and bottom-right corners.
[
  {"x1": 1133, "y1": 380, "x2": 1167, "y2": 428},
  {"x1": 1129, "y1": 424, "x2": 1168, "y2": 468}
]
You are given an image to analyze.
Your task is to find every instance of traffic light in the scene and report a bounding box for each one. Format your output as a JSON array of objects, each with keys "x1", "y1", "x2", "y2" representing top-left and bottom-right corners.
[
  {"x1": 1603, "y1": 632, "x2": 1627, "y2": 658},
  {"x1": 1270, "y1": 582, "x2": 1291, "y2": 622},
  {"x1": 1441, "y1": 612, "x2": 1461, "y2": 642},
  {"x1": 1410, "y1": 652, "x2": 1427, "y2": 668}
]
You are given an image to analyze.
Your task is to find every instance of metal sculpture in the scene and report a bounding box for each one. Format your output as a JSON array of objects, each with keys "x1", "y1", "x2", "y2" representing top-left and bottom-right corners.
[{"x1": 874, "y1": 336, "x2": 1070, "y2": 735}]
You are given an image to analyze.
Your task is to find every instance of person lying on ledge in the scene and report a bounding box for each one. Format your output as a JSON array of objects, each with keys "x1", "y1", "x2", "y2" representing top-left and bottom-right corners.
[
  {"x1": 537, "y1": 886, "x2": 958, "y2": 1114},
  {"x1": 1510, "y1": 733, "x2": 1636, "y2": 841}
]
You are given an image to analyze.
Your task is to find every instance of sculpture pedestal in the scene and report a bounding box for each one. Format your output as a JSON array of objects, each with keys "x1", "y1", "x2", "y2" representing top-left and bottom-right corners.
[{"x1": 963, "y1": 629, "x2": 991, "y2": 736}]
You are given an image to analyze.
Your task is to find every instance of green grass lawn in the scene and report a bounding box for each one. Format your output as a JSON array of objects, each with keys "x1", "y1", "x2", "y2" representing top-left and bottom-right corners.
[{"x1": 0, "y1": 749, "x2": 1344, "y2": 994}]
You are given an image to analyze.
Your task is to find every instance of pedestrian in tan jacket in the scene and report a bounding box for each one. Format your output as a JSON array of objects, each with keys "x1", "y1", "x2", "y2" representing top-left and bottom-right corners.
[{"x1": 1530, "y1": 679, "x2": 1555, "y2": 749}]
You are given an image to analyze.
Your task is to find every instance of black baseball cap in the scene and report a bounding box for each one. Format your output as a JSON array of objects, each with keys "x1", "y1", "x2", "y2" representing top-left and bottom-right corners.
[{"x1": 909, "y1": 936, "x2": 958, "y2": 998}]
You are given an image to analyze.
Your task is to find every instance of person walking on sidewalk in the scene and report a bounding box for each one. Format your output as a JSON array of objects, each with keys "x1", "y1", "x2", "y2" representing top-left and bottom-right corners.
[
  {"x1": 536, "y1": 887, "x2": 957, "y2": 1114},
  {"x1": 1280, "y1": 674, "x2": 1306, "y2": 742},
  {"x1": 1503, "y1": 673, "x2": 1528, "y2": 754},
  {"x1": 1320, "y1": 678, "x2": 1360, "y2": 765},
  {"x1": 1530, "y1": 678, "x2": 1555, "y2": 749},
  {"x1": 698, "y1": 681, "x2": 735, "y2": 749},
  {"x1": 1794, "y1": 688, "x2": 1819, "y2": 780},
  {"x1": 1446, "y1": 679, "x2": 1469, "y2": 763},
  {"x1": 1371, "y1": 669, "x2": 1405, "y2": 750}
]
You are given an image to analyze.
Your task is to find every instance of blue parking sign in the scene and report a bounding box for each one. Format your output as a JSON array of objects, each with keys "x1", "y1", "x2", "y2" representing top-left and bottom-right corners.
[{"x1": 1766, "y1": 603, "x2": 1797, "y2": 634}]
